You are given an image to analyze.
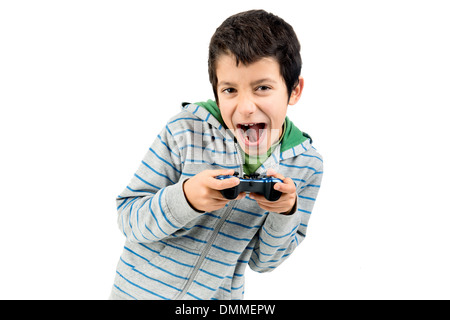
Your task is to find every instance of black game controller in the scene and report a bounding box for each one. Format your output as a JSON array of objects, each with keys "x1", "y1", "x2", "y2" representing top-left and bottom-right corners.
[{"x1": 216, "y1": 172, "x2": 283, "y2": 201}]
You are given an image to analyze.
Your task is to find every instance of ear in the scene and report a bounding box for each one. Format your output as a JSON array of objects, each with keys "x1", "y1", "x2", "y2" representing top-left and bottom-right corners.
[{"x1": 288, "y1": 76, "x2": 304, "y2": 106}]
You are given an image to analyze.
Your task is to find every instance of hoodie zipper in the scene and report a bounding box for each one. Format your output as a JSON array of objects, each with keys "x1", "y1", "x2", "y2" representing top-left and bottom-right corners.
[
  {"x1": 175, "y1": 201, "x2": 236, "y2": 300},
  {"x1": 175, "y1": 140, "x2": 243, "y2": 300}
]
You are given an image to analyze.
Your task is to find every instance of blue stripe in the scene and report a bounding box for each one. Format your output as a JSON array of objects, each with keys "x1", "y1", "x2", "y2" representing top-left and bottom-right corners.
[
  {"x1": 182, "y1": 235, "x2": 208, "y2": 244},
  {"x1": 186, "y1": 292, "x2": 202, "y2": 300},
  {"x1": 138, "y1": 243, "x2": 158, "y2": 255},
  {"x1": 180, "y1": 144, "x2": 237, "y2": 155},
  {"x1": 301, "y1": 142, "x2": 307, "y2": 152},
  {"x1": 113, "y1": 284, "x2": 137, "y2": 300},
  {"x1": 181, "y1": 172, "x2": 196, "y2": 177},
  {"x1": 144, "y1": 221, "x2": 158, "y2": 239},
  {"x1": 160, "y1": 241, "x2": 201, "y2": 256},
  {"x1": 173, "y1": 128, "x2": 213, "y2": 137},
  {"x1": 134, "y1": 173, "x2": 161, "y2": 191},
  {"x1": 219, "y1": 286, "x2": 231, "y2": 293},
  {"x1": 260, "y1": 237, "x2": 282, "y2": 248},
  {"x1": 199, "y1": 269, "x2": 225, "y2": 279},
  {"x1": 121, "y1": 213, "x2": 127, "y2": 238},
  {"x1": 172, "y1": 128, "x2": 232, "y2": 142},
  {"x1": 205, "y1": 257, "x2": 236, "y2": 267},
  {"x1": 128, "y1": 200, "x2": 142, "y2": 242},
  {"x1": 258, "y1": 245, "x2": 289, "y2": 257},
  {"x1": 301, "y1": 153, "x2": 323, "y2": 162},
  {"x1": 233, "y1": 207, "x2": 264, "y2": 217},
  {"x1": 124, "y1": 246, "x2": 149, "y2": 262},
  {"x1": 279, "y1": 163, "x2": 318, "y2": 173},
  {"x1": 117, "y1": 197, "x2": 129, "y2": 210},
  {"x1": 262, "y1": 225, "x2": 297, "y2": 239},
  {"x1": 252, "y1": 251, "x2": 281, "y2": 264},
  {"x1": 184, "y1": 159, "x2": 240, "y2": 169},
  {"x1": 148, "y1": 196, "x2": 168, "y2": 236},
  {"x1": 138, "y1": 243, "x2": 194, "y2": 268},
  {"x1": 298, "y1": 194, "x2": 316, "y2": 201},
  {"x1": 141, "y1": 160, "x2": 176, "y2": 184},
  {"x1": 182, "y1": 224, "x2": 215, "y2": 232},
  {"x1": 249, "y1": 258, "x2": 276, "y2": 270},
  {"x1": 199, "y1": 268, "x2": 225, "y2": 279},
  {"x1": 123, "y1": 199, "x2": 140, "y2": 241},
  {"x1": 158, "y1": 188, "x2": 181, "y2": 229},
  {"x1": 204, "y1": 212, "x2": 221, "y2": 219},
  {"x1": 149, "y1": 147, "x2": 182, "y2": 174},
  {"x1": 117, "y1": 197, "x2": 130, "y2": 210},
  {"x1": 171, "y1": 126, "x2": 233, "y2": 143},
  {"x1": 231, "y1": 283, "x2": 244, "y2": 290},
  {"x1": 211, "y1": 244, "x2": 241, "y2": 255},
  {"x1": 116, "y1": 271, "x2": 169, "y2": 300},
  {"x1": 121, "y1": 257, "x2": 183, "y2": 293},
  {"x1": 124, "y1": 246, "x2": 188, "y2": 280},
  {"x1": 133, "y1": 268, "x2": 182, "y2": 292},
  {"x1": 157, "y1": 135, "x2": 181, "y2": 159},
  {"x1": 168, "y1": 117, "x2": 203, "y2": 124},
  {"x1": 218, "y1": 232, "x2": 251, "y2": 242},
  {"x1": 194, "y1": 280, "x2": 216, "y2": 292},
  {"x1": 126, "y1": 186, "x2": 155, "y2": 194},
  {"x1": 136, "y1": 200, "x2": 153, "y2": 241},
  {"x1": 193, "y1": 105, "x2": 200, "y2": 114},
  {"x1": 121, "y1": 197, "x2": 138, "y2": 211},
  {"x1": 165, "y1": 125, "x2": 173, "y2": 136},
  {"x1": 226, "y1": 220, "x2": 260, "y2": 230}
]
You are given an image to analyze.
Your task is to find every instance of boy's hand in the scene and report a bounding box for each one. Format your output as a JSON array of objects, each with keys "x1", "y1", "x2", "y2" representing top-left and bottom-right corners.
[
  {"x1": 249, "y1": 169, "x2": 297, "y2": 215},
  {"x1": 183, "y1": 169, "x2": 245, "y2": 212}
]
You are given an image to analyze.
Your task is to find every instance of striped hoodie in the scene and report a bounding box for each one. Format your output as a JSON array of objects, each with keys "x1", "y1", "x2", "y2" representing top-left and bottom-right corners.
[{"x1": 110, "y1": 102, "x2": 323, "y2": 300}]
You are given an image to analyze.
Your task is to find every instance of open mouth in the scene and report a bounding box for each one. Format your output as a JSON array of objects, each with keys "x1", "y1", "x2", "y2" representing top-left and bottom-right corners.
[{"x1": 236, "y1": 123, "x2": 267, "y2": 147}]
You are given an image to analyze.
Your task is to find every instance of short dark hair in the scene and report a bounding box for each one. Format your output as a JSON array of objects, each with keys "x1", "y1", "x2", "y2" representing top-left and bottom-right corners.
[{"x1": 208, "y1": 10, "x2": 302, "y2": 103}]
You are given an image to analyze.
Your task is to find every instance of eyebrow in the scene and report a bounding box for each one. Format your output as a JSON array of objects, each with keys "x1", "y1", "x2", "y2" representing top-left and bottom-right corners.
[{"x1": 217, "y1": 78, "x2": 277, "y2": 88}]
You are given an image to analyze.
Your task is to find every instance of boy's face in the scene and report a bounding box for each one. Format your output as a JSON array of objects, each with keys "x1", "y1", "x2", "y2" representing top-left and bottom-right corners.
[{"x1": 216, "y1": 54, "x2": 303, "y2": 156}]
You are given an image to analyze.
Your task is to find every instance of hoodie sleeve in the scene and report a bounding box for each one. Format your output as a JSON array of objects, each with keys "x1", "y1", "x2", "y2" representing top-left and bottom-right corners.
[
  {"x1": 248, "y1": 161, "x2": 323, "y2": 272},
  {"x1": 115, "y1": 120, "x2": 203, "y2": 244}
]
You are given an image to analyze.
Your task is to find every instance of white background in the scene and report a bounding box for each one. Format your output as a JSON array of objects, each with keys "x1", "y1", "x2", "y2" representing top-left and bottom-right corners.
[{"x1": 1, "y1": 0, "x2": 449, "y2": 300}]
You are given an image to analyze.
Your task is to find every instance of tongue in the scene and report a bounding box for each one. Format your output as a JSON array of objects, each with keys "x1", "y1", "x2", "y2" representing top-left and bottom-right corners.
[{"x1": 245, "y1": 123, "x2": 265, "y2": 143}]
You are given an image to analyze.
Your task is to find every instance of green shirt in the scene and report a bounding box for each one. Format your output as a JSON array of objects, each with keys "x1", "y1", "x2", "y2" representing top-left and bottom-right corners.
[{"x1": 196, "y1": 99, "x2": 308, "y2": 174}]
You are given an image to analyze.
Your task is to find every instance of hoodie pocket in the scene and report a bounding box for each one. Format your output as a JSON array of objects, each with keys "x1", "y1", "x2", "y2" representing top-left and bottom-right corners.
[{"x1": 131, "y1": 244, "x2": 198, "y2": 300}]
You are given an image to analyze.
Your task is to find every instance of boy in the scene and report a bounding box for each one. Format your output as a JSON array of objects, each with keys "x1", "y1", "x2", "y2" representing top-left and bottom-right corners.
[{"x1": 110, "y1": 9, "x2": 323, "y2": 300}]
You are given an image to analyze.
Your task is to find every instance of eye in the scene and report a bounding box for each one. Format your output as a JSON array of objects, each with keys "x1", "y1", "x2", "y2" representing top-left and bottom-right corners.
[
  {"x1": 256, "y1": 85, "x2": 271, "y2": 92},
  {"x1": 222, "y1": 88, "x2": 236, "y2": 94}
]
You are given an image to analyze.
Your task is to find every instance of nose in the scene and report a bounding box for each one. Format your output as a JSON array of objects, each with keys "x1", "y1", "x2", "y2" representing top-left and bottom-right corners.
[{"x1": 236, "y1": 95, "x2": 256, "y2": 116}]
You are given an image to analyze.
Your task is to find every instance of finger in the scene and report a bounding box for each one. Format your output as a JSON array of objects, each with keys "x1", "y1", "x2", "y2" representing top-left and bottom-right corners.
[
  {"x1": 250, "y1": 195, "x2": 294, "y2": 213},
  {"x1": 206, "y1": 169, "x2": 240, "y2": 190},
  {"x1": 248, "y1": 193, "x2": 267, "y2": 202},
  {"x1": 266, "y1": 169, "x2": 286, "y2": 181},
  {"x1": 236, "y1": 192, "x2": 246, "y2": 200},
  {"x1": 266, "y1": 170, "x2": 293, "y2": 194},
  {"x1": 274, "y1": 177, "x2": 296, "y2": 194},
  {"x1": 212, "y1": 176, "x2": 240, "y2": 191},
  {"x1": 206, "y1": 169, "x2": 237, "y2": 178}
]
